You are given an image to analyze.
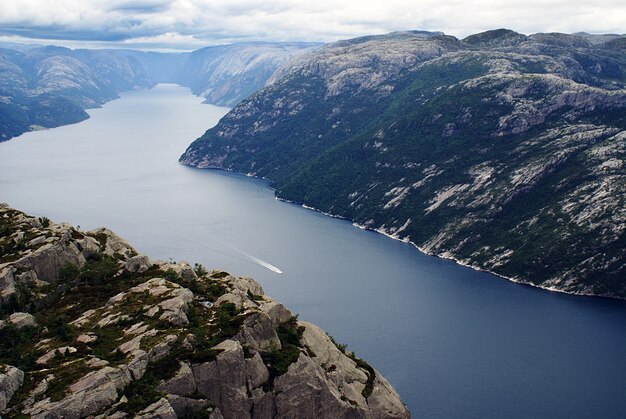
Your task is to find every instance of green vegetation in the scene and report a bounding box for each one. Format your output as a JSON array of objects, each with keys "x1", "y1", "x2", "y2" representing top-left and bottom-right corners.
[
  {"x1": 261, "y1": 316, "x2": 305, "y2": 378},
  {"x1": 121, "y1": 355, "x2": 180, "y2": 414},
  {"x1": 327, "y1": 335, "x2": 375, "y2": 398},
  {"x1": 47, "y1": 360, "x2": 93, "y2": 402},
  {"x1": 0, "y1": 324, "x2": 40, "y2": 370},
  {"x1": 182, "y1": 34, "x2": 626, "y2": 297},
  {"x1": 0, "y1": 205, "x2": 396, "y2": 417}
]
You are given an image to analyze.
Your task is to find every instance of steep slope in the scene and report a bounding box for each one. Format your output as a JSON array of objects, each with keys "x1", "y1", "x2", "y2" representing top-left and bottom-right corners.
[
  {"x1": 179, "y1": 42, "x2": 321, "y2": 106},
  {"x1": 0, "y1": 204, "x2": 409, "y2": 418},
  {"x1": 181, "y1": 29, "x2": 626, "y2": 299}
]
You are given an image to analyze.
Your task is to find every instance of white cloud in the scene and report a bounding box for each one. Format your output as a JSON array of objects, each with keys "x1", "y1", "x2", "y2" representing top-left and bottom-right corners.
[{"x1": 0, "y1": 0, "x2": 624, "y2": 50}]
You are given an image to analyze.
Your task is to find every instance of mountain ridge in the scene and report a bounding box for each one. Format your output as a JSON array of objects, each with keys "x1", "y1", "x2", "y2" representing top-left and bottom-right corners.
[
  {"x1": 181, "y1": 28, "x2": 626, "y2": 299},
  {"x1": 0, "y1": 42, "x2": 320, "y2": 141}
]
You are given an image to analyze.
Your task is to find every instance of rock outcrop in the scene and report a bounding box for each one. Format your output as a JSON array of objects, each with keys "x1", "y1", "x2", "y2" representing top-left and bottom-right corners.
[
  {"x1": 180, "y1": 29, "x2": 626, "y2": 299},
  {"x1": 0, "y1": 365, "x2": 24, "y2": 411},
  {"x1": 0, "y1": 205, "x2": 410, "y2": 418}
]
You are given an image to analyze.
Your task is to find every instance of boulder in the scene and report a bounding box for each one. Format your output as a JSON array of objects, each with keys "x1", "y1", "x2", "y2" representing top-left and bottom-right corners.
[
  {"x1": 258, "y1": 300, "x2": 294, "y2": 325},
  {"x1": 87, "y1": 228, "x2": 135, "y2": 257},
  {"x1": 166, "y1": 394, "x2": 211, "y2": 417},
  {"x1": 0, "y1": 267, "x2": 17, "y2": 300},
  {"x1": 0, "y1": 365, "x2": 24, "y2": 411},
  {"x1": 136, "y1": 397, "x2": 177, "y2": 419},
  {"x1": 123, "y1": 255, "x2": 152, "y2": 273},
  {"x1": 234, "y1": 312, "x2": 281, "y2": 351},
  {"x1": 8, "y1": 312, "x2": 38, "y2": 329},
  {"x1": 13, "y1": 239, "x2": 85, "y2": 283}
]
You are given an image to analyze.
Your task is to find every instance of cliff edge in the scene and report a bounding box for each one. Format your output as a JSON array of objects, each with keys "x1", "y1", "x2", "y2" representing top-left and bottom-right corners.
[{"x1": 0, "y1": 203, "x2": 409, "y2": 418}]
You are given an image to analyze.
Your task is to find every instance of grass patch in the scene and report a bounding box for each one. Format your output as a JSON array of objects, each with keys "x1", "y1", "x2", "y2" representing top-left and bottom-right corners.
[
  {"x1": 47, "y1": 359, "x2": 93, "y2": 402},
  {"x1": 120, "y1": 354, "x2": 181, "y2": 415},
  {"x1": 260, "y1": 316, "x2": 305, "y2": 379}
]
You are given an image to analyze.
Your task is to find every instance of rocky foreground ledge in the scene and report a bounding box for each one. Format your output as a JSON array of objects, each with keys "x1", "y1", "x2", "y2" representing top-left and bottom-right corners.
[{"x1": 0, "y1": 204, "x2": 409, "y2": 418}]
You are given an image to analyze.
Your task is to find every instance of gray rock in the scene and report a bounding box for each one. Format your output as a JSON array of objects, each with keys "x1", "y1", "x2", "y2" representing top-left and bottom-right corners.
[
  {"x1": 26, "y1": 366, "x2": 132, "y2": 419},
  {"x1": 148, "y1": 334, "x2": 178, "y2": 362},
  {"x1": 192, "y1": 339, "x2": 252, "y2": 419},
  {"x1": 36, "y1": 346, "x2": 77, "y2": 365},
  {"x1": 245, "y1": 352, "x2": 270, "y2": 389},
  {"x1": 0, "y1": 267, "x2": 16, "y2": 300},
  {"x1": 136, "y1": 397, "x2": 177, "y2": 419},
  {"x1": 87, "y1": 228, "x2": 135, "y2": 257},
  {"x1": 367, "y1": 370, "x2": 412, "y2": 419},
  {"x1": 0, "y1": 365, "x2": 24, "y2": 411},
  {"x1": 274, "y1": 354, "x2": 366, "y2": 419},
  {"x1": 234, "y1": 312, "x2": 281, "y2": 351},
  {"x1": 166, "y1": 394, "x2": 211, "y2": 417},
  {"x1": 7, "y1": 312, "x2": 38, "y2": 329},
  {"x1": 127, "y1": 350, "x2": 149, "y2": 380},
  {"x1": 13, "y1": 238, "x2": 86, "y2": 283},
  {"x1": 158, "y1": 362, "x2": 197, "y2": 397},
  {"x1": 251, "y1": 389, "x2": 276, "y2": 419},
  {"x1": 123, "y1": 255, "x2": 152, "y2": 273}
]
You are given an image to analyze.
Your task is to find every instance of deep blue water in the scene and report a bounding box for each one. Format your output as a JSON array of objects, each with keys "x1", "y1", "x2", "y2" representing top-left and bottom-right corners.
[{"x1": 1, "y1": 84, "x2": 625, "y2": 418}]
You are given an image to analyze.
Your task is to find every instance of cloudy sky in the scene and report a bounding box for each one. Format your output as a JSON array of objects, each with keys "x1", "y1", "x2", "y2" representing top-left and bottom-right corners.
[{"x1": 0, "y1": 0, "x2": 624, "y2": 51}]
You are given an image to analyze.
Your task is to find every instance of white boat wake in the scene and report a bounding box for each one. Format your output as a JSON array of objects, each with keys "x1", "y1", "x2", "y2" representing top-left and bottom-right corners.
[{"x1": 228, "y1": 245, "x2": 283, "y2": 274}]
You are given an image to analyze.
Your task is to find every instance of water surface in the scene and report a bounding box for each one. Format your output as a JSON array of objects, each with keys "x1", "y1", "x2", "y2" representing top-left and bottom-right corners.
[{"x1": 1, "y1": 84, "x2": 625, "y2": 418}]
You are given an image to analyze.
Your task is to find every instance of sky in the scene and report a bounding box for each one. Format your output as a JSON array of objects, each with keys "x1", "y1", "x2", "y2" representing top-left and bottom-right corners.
[{"x1": 0, "y1": 0, "x2": 624, "y2": 51}]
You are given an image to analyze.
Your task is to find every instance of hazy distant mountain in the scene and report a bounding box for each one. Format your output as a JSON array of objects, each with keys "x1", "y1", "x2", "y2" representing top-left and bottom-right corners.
[
  {"x1": 178, "y1": 42, "x2": 322, "y2": 106},
  {"x1": 0, "y1": 46, "x2": 153, "y2": 141},
  {"x1": 0, "y1": 42, "x2": 320, "y2": 141},
  {"x1": 181, "y1": 29, "x2": 626, "y2": 299}
]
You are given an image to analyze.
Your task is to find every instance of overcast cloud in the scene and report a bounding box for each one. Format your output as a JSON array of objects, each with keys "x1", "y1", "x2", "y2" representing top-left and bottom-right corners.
[{"x1": 0, "y1": 0, "x2": 624, "y2": 50}]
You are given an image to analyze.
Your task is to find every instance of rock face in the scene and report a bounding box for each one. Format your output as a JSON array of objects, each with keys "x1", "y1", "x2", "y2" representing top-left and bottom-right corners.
[
  {"x1": 0, "y1": 365, "x2": 24, "y2": 411},
  {"x1": 179, "y1": 42, "x2": 321, "y2": 107},
  {"x1": 180, "y1": 29, "x2": 626, "y2": 299},
  {"x1": 0, "y1": 205, "x2": 410, "y2": 418}
]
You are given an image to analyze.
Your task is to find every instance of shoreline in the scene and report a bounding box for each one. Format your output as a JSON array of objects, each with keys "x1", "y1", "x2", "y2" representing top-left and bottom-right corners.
[
  {"x1": 183, "y1": 164, "x2": 624, "y2": 302},
  {"x1": 274, "y1": 191, "x2": 624, "y2": 302}
]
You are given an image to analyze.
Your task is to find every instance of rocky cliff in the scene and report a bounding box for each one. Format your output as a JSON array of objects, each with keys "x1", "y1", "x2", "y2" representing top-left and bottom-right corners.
[
  {"x1": 0, "y1": 204, "x2": 409, "y2": 418},
  {"x1": 180, "y1": 29, "x2": 626, "y2": 299},
  {"x1": 179, "y1": 43, "x2": 321, "y2": 107}
]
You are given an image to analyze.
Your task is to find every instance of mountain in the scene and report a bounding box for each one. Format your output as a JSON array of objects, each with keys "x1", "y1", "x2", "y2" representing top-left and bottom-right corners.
[
  {"x1": 0, "y1": 46, "x2": 153, "y2": 141},
  {"x1": 0, "y1": 204, "x2": 410, "y2": 418},
  {"x1": 0, "y1": 42, "x2": 320, "y2": 142},
  {"x1": 177, "y1": 42, "x2": 322, "y2": 107},
  {"x1": 180, "y1": 29, "x2": 626, "y2": 299}
]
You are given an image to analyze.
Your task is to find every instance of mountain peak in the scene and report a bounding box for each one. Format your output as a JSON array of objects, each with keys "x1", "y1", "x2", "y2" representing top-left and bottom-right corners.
[{"x1": 462, "y1": 28, "x2": 528, "y2": 48}]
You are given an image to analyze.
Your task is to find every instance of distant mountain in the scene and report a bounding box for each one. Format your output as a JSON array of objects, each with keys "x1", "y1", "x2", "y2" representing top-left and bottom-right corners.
[
  {"x1": 181, "y1": 29, "x2": 626, "y2": 299},
  {"x1": 0, "y1": 46, "x2": 153, "y2": 141},
  {"x1": 177, "y1": 42, "x2": 322, "y2": 106},
  {"x1": 0, "y1": 42, "x2": 320, "y2": 141}
]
